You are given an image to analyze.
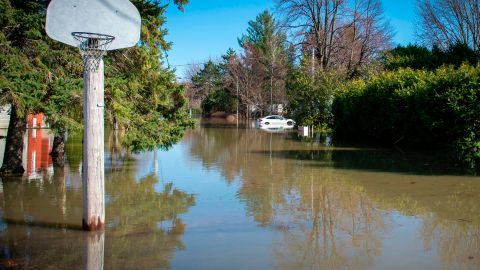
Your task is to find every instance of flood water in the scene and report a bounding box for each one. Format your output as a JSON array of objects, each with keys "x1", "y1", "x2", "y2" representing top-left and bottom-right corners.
[{"x1": 0, "y1": 120, "x2": 480, "y2": 270}]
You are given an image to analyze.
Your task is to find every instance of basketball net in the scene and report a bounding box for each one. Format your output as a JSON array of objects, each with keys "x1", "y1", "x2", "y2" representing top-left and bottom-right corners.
[{"x1": 72, "y1": 32, "x2": 115, "y2": 72}]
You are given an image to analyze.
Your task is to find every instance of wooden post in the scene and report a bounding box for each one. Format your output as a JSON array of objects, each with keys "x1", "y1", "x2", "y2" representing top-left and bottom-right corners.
[{"x1": 82, "y1": 59, "x2": 105, "y2": 231}]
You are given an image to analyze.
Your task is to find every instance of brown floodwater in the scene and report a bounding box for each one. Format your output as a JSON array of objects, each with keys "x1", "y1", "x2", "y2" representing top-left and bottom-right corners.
[{"x1": 0, "y1": 120, "x2": 479, "y2": 270}]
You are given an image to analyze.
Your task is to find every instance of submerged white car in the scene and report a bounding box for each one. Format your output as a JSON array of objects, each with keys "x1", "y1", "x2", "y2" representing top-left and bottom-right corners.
[{"x1": 257, "y1": 115, "x2": 295, "y2": 128}]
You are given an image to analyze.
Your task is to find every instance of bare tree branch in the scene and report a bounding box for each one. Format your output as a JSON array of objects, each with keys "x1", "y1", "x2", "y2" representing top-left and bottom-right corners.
[{"x1": 418, "y1": 0, "x2": 480, "y2": 50}]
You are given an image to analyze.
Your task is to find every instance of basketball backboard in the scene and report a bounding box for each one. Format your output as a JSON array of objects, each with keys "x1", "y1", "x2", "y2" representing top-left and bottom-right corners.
[{"x1": 46, "y1": 0, "x2": 141, "y2": 50}]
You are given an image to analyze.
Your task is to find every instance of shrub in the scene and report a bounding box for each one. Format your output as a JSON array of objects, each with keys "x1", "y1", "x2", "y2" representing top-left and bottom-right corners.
[
  {"x1": 333, "y1": 65, "x2": 480, "y2": 171},
  {"x1": 384, "y1": 43, "x2": 478, "y2": 71},
  {"x1": 286, "y1": 70, "x2": 343, "y2": 130},
  {"x1": 201, "y1": 89, "x2": 236, "y2": 116}
]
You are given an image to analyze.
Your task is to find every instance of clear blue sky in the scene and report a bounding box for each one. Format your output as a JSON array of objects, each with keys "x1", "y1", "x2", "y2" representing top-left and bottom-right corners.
[{"x1": 164, "y1": 0, "x2": 417, "y2": 78}]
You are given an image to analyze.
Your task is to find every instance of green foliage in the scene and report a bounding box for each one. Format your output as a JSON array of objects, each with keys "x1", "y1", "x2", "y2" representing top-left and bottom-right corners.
[
  {"x1": 190, "y1": 55, "x2": 240, "y2": 115},
  {"x1": 242, "y1": 10, "x2": 289, "y2": 70},
  {"x1": 237, "y1": 10, "x2": 290, "y2": 110},
  {"x1": 0, "y1": 0, "x2": 85, "y2": 136},
  {"x1": 384, "y1": 43, "x2": 479, "y2": 70},
  {"x1": 201, "y1": 89, "x2": 236, "y2": 115},
  {"x1": 173, "y1": 0, "x2": 190, "y2": 12},
  {"x1": 43, "y1": 78, "x2": 83, "y2": 134},
  {"x1": 239, "y1": 10, "x2": 281, "y2": 50},
  {"x1": 1, "y1": 0, "x2": 193, "y2": 152},
  {"x1": 333, "y1": 65, "x2": 480, "y2": 171},
  {"x1": 286, "y1": 71, "x2": 342, "y2": 130},
  {"x1": 0, "y1": 0, "x2": 49, "y2": 117},
  {"x1": 219, "y1": 48, "x2": 237, "y2": 75},
  {"x1": 191, "y1": 60, "x2": 224, "y2": 101},
  {"x1": 105, "y1": 0, "x2": 195, "y2": 151}
]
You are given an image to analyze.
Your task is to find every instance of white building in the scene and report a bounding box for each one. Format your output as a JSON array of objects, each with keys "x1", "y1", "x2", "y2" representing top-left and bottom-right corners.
[
  {"x1": 0, "y1": 105, "x2": 10, "y2": 129},
  {"x1": 0, "y1": 105, "x2": 9, "y2": 168}
]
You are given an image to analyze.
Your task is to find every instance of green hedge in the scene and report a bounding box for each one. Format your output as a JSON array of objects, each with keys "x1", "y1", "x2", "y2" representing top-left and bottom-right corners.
[
  {"x1": 384, "y1": 43, "x2": 478, "y2": 71},
  {"x1": 332, "y1": 65, "x2": 480, "y2": 171},
  {"x1": 286, "y1": 71, "x2": 338, "y2": 129}
]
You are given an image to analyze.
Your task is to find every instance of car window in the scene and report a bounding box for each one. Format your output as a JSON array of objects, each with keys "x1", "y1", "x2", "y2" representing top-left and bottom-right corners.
[{"x1": 266, "y1": 116, "x2": 274, "y2": 119}]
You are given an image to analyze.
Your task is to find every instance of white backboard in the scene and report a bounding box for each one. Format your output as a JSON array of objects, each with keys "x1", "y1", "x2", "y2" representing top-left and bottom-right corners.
[{"x1": 46, "y1": 0, "x2": 141, "y2": 50}]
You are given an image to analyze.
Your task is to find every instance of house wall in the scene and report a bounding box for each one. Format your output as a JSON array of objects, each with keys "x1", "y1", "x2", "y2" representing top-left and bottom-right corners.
[
  {"x1": 0, "y1": 105, "x2": 11, "y2": 129},
  {"x1": 0, "y1": 129, "x2": 6, "y2": 168}
]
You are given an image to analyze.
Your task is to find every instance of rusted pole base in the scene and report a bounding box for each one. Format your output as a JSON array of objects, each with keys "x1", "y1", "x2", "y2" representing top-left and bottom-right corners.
[{"x1": 82, "y1": 217, "x2": 104, "y2": 231}]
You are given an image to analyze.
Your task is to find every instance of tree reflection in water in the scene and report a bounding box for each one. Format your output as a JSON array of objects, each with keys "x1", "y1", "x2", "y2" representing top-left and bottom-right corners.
[
  {"x1": 270, "y1": 170, "x2": 387, "y2": 270},
  {"x1": 186, "y1": 123, "x2": 385, "y2": 268},
  {"x1": 185, "y1": 120, "x2": 480, "y2": 269},
  {"x1": 421, "y1": 220, "x2": 480, "y2": 270},
  {"x1": 0, "y1": 132, "x2": 195, "y2": 269},
  {"x1": 105, "y1": 169, "x2": 195, "y2": 269},
  {"x1": 346, "y1": 171, "x2": 480, "y2": 270},
  {"x1": 1, "y1": 121, "x2": 479, "y2": 269}
]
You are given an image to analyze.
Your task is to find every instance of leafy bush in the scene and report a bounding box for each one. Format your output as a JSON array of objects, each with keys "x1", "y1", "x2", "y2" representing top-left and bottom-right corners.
[
  {"x1": 201, "y1": 89, "x2": 237, "y2": 115},
  {"x1": 384, "y1": 43, "x2": 478, "y2": 70},
  {"x1": 285, "y1": 71, "x2": 342, "y2": 130},
  {"x1": 333, "y1": 65, "x2": 480, "y2": 171}
]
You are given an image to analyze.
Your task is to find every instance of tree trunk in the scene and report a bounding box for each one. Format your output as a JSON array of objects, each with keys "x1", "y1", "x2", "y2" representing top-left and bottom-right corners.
[
  {"x1": 0, "y1": 106, "x2": 26, "y2": 174},
  {"x1": 50, "y1": 131, "x2": 66, "y2": 167}
]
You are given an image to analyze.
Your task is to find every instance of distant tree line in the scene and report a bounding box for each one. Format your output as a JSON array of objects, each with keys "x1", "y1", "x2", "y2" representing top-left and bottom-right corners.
[
  {"x1": 187, "y1": 0, "x2": 479, "y2": 172},
  {"x1": 188, "y1": 1, "x2": 393, "y2": 117},
  {"x1": 187, "y1": 11, "x2": 292, "y2": 117}
]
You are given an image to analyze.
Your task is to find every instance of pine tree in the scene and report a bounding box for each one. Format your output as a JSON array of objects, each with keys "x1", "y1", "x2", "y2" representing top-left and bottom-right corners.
[
  {"x1": 238, "y1": 11, "x2": 289, "y2": 114},
  {"x1": 0, "y1": 0, "x2": 49, "y2": 173},
  {"x1": 0, "y1": 0, "x2": 192, "y2": 173},
  {"x1": 105, "y1": 0, "x2": 193, "y2": 151}
]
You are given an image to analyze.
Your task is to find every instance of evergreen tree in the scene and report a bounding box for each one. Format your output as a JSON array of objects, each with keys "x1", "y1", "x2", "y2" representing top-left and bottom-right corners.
[
  {"x1": 239, "y1": 11, "x2": 289, "y2": 113},
  {"x1": 0, "y1": 0, "x2": 52, "y2": 172},
  {"x1": 105, "y1": 0, "x2": 193, "y2": 151},
  {"x1": 0, "y1": 0, "x2": 192, "y2": 173},
  {"x1": 190, "y1": 59, "x2": 236, "y2": 116},
  {"x1": 384, "y1": 43, "x2": 479, "y2": 71},
  {"x1": 190, "y1": 60, "x2": 223, "y2": 102}
]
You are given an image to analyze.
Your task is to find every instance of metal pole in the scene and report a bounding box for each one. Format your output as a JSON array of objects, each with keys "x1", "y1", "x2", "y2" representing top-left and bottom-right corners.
[{"x1": 82, "y1": 58, "x2": 105, "y2": 231}]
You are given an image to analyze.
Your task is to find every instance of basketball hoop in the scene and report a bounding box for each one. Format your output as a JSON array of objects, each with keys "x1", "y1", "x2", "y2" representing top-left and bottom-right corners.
[
  {"x1": 46, "y1": 0, "x2": 141, "y2": 231},
  {"x1": 72, "y1": 32, "x2": 115, "y2": 72}
]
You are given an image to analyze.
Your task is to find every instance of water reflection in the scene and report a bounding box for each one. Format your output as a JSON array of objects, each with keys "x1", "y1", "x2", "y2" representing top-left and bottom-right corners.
[
  {"x1": 182, "y1": 120, "x2": 480, "y2": 269},
  {"x1": 0, "y1": 120, "x2": 479, "y2": 269},
  {"x1": 0, "y1": 134, "x2": 195, "y2": 269},
  {"x1": 0, "y1": 128, "x2": 54, "y2": 178},
  {"x1": 259, "y1": 126, "x2": 294, "y2": 133},
  {"x1": 273, "y1": 170, "x2": 388, "y2": 270},
  {"x1": 24, "y1": 129, "x2": 53, "y2": 179},
  {"x1": 422, "y1": 219, "x2": 480, "y2": 270},
  {"x1": 1, "y1": 166, "x2": 81, "y2": 229},
  {"x1": 0, "y1": 129, "x2": 7, "y2": 168},
  {"x1": 185, "y1": 123, "x2": 386, "y2": 268}
]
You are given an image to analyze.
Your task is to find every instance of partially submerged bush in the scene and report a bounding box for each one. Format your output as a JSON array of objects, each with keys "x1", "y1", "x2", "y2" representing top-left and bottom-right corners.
[
  {"x1": 333, "y1": 65, "x2": 480, "y2": 171},
  {"x1": 285, "y1": 70, "x2": 344, "y2": 130}
]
